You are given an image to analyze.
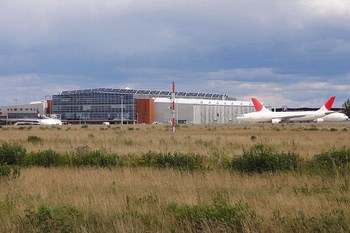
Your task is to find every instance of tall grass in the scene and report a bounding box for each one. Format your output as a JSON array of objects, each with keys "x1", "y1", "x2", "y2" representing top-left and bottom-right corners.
[
  {"x1": 0, "y1": 124, "x2": 349, "y2": 158},
  {"x1": 1, "y1": 168, "x2": 350, "y2": 232},
  {"x1": 1, "y1": 124, "x2": 350, "y2": 232}
]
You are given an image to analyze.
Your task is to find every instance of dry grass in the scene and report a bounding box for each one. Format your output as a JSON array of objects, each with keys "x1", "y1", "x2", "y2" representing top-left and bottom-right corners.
[
  {"x1": 1, "y1": 123, "x2": 350, "y2": 232},
  {"x1": 1, "y1": 167, "x2": 349, "y2": 232},
  {"x1": 1, "y1": 123, "x2": 350, "y2": 158}
]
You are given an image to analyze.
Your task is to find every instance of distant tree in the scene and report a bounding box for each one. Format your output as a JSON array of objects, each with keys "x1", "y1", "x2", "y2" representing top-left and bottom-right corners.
[{"x1": 342, "y1": 99, "x2": 350, "y2": 117}]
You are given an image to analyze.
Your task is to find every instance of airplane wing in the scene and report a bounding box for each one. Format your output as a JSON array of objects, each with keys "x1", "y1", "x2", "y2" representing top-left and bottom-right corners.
[
  {"x1": 272, "y1": 114, "x2": 308, "y2": 123},
  {"x1": 324, "y1": 111, "x2": 335, "y2": 115}
]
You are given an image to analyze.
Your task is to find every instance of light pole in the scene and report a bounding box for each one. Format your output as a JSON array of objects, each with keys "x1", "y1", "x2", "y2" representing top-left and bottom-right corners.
[{"x1": 121, "y1": 95, "x2": 123, "y2": 125}]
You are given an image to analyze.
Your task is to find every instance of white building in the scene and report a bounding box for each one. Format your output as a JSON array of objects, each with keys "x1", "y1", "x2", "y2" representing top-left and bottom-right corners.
[
  {"x1": 0, "y1": 101, "x2": 50, "y2": 123},
  {"x1": 154, "y1": 98, "x2": 254, "y2": 124}
]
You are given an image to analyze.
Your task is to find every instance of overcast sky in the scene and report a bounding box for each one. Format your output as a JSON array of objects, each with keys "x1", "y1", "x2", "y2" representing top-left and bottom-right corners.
[{"x1": 1, "y1": 0, "x2": 350, "y2": 107}]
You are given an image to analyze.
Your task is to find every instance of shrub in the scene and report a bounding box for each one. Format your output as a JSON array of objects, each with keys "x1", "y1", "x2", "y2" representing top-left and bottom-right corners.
[
  {"x1": 25, "y1": 204, "x2": 83, "y2": 233},
  {"x1": 136, "y1": 151, "x2": 204, "y2": 171},
  {"x1": 281, "y1": 210, "x2": 350, "y2": 232},
  {"x1": 313, "y1": 148, "x2": 350, "y2": 167},
  {"x1": 0, "y1": 165, "x2": 20, "y2": 178},
  {"x1": 0, "y1": 143, "x2": 26, "y2": 165},
  {"x1": 168, "y1": 197, "x2": 259, "y2": 232},
  {"x1": 311, "y1": 148, "x2": 350, "y2": 175},
  {"x1": 250, "y1": 135, "x2": 257, "y2": 141},
  {"x1": 26, "y1": 150, "x2": 66, "y2": 167},
  {"x1": 72, "y1": 150, "x2": 124, "y2": 167},
  {"x1": 27, "y1": 135, "x2": 43, "y2": 144},
  {"x1": 229, "y1": 144, "x2": 299, "y2": 173}
]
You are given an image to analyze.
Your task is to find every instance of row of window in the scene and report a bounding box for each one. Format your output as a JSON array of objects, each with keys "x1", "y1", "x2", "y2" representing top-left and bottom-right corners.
[
  {"x1": 4, "y1": 108, "x2": 39, "y2": 112},
  {"x1": 61, "y1": 112, "x2": 134, "y2": 120},
  {"x1": 52, "y1": 93, "x2": 136, "y2": 121}
]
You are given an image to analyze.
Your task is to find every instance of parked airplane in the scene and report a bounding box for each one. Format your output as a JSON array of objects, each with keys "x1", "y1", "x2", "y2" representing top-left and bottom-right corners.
[
  {"x1": 237, "y1": 96, "x2": 335, "y2": 124},
  {"x1": 11, "y1": 113, "x2": 63, "y2": 126},
  {"x1": 315, "y1": 112, "x2": 348, "y2": 122}
]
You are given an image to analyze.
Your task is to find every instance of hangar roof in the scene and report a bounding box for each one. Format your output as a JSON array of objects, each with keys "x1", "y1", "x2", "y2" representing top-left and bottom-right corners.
[{"x1": 58, "y1": 88, "x2": 236, "y2": 100}]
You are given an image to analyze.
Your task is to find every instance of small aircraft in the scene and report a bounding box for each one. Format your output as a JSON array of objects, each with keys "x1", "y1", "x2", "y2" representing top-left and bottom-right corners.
[{"x1": 237, "y1": 96, "x2": 335, "y2": 124}]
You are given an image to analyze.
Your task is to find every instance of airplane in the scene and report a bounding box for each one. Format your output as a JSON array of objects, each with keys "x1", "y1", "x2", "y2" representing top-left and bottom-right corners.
[
  {"x1": 11, "y1": 112, "x2": 63, "y2": 126},
  {"x1": 237, "y1": 96, "x2": 335, "y2": 124},
  {"x1": 315, "y1": 112, "x2": 348, "y2": 122}
]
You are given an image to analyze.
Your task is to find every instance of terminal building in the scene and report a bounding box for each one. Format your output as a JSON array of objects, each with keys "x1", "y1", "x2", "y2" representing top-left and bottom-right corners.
[
  {"x1": 51, "y1": 88, "x2": 254, "y2": 124},
  {"x1": 1, "y1": 88, "x2": 254, "y2": 125},
  {"x1": 0, "y1": 100, "x2": 52, "y2": 123}
]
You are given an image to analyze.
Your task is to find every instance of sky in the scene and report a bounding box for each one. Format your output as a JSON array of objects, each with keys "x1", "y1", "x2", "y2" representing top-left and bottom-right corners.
[{"x1": 1, "y1": 0, "x2": 350, "y2": 108}]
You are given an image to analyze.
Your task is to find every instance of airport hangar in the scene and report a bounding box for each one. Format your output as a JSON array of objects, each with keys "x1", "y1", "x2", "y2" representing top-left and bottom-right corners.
[{"x1": 0, "y1": 88, "x2": 254, "y2": 125}]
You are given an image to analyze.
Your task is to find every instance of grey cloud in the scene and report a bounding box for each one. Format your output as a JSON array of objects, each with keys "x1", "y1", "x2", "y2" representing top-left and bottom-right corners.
[{"x1": 1, "y1": 0, "x2": 350, "y2": 107}]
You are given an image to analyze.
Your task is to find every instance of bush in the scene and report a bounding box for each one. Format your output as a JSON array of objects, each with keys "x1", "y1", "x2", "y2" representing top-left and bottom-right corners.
[
  {"x1": 72, "y1": 150, "x2": 124, "y2": 167},
  {"x1": 26, "y1": 150, "x2": 66, "y2": 167},
  {"x1": 27, "y1": 135, "x2": 43, "y2": 144},
  {"x1": 25, "y1": 204, "x2": 83, "y2": 233},
  {"x1": 136, "y1": 151, "x2": 204, "y2": 171},
  {"x1": 313, "y1": 148, "x2": 350, "y2": 168},
  {"x1": 311, "y1": 148, "x2": 350, "y2": 175},
  {"x1": 168, "y1": 196, "x2": 259, "y2": 232},
  {"x1": 280, "y1": 210, "x2": 350, "y2": 232},
  {"x1": 229, "y1": 144, "x2": 299, "y2": 173},
  {"x1": 0, "y1": 165, "x2": 20, "y2": 178},
  {"x1": 0, "y1": 143, "x2": 26, "y2": 165}
]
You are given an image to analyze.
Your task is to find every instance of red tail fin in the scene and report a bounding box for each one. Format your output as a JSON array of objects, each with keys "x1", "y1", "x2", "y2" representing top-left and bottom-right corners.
[
  {"x1": 324, "y1": 96, "x2": 336, "y2": 111},
  {"x1": 251, "y1": 98, "x2": 264, "y2": 112}
]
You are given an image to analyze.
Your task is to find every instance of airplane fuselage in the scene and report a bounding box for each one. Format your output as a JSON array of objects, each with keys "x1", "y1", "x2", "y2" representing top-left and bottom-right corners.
[
  {"x1": 316, "y1": 112, "x2": 349, "y2": 122},
  {"x1": 237, "y1": 111, "x2": 327, "y2": 123}
]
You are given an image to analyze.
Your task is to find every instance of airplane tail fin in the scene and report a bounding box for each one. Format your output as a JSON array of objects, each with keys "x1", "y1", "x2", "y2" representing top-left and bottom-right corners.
[
  {"x1": 251, "y1": 98, "x2": 271, "y2": 112},
  {"x1": 37, "y1": 111, "x2": 43, "y2": 119},
  {"x1": 317, "y1": 96, "x2": 336, "y2": 112}
]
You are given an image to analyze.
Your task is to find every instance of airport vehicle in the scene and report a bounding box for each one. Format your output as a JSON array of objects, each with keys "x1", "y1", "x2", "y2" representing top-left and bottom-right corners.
[
  {"x1": 237, "y1": 96, "x2": 335, "y2": 124},
  {"x1": 315, "y1": 112, "x2": 348, "y2": 122}
]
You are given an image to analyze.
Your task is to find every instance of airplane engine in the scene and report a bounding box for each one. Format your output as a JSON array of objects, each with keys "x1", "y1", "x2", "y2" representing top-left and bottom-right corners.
[
  {"x1": 271, "y1": 118, "x2": 281, "y2": 124},
  {"x1": 315, "y1": 118, "x2": 324, "y2": 123}
]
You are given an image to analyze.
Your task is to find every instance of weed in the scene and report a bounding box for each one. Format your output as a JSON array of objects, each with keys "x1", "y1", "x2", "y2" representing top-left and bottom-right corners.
[
  {"x1": 24, "y1": 204, "x2": 83, "y2": 233},
  {"x1": 168, "y1": 197, "x2": 259, "y2": 232},
  {"x1": 283, "y1": 210, "x2": 350, "y2": 232},
  {"x1": 136, "y1": 151, "x2": 205, "y2": 171},
  {"x1": 0, "y1": 165, "x2": 20, "y2": 178}
]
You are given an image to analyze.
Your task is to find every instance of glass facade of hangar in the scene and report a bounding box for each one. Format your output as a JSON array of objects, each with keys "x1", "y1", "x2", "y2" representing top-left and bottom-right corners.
[{"x1": 52, "y1": 92, "x2": 135, "y2": 122}]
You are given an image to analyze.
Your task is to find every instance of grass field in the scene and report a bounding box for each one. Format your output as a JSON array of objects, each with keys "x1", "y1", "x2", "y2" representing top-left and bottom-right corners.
[
  {"x1": 1, "y1": 123, "x2": 350, "y2": 157},
  {"x1": 1, "y1": 123, "x2": 350, "y2": 232}
]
